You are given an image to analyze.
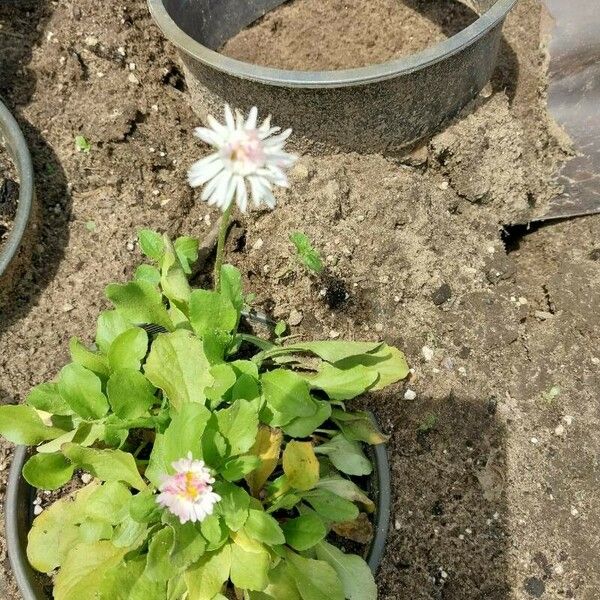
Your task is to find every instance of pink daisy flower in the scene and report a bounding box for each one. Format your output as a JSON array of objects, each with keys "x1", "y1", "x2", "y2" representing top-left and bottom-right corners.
[{"x1": 157, "y1": 452, "x2": 221, "y2": 524}]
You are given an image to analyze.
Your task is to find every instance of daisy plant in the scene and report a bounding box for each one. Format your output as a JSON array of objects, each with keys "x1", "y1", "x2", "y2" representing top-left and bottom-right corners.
[{"x1": 0, "y1": 107, "x2": 409, "y2": 600}]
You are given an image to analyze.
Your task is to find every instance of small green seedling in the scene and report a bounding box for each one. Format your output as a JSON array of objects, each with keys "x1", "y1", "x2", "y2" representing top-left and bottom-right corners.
[
  {"x1": 274, "y1": 320, "x2": 287, "y2": 338},
  {"x1": 417, "y1": 413, "x2": 438, "y2": 434},
  {"x1": 541, "y1": 385, "x2": 561, "y2": 404},
  {"x1": 290, "y1": 231, "x2": 324, "y2": 274},
  {"x1": 75, "y1": 135, "x2": 92, "y2": 154},
  {"x1": 84, "y1": 220, "x2": 96, "y2": 232}
]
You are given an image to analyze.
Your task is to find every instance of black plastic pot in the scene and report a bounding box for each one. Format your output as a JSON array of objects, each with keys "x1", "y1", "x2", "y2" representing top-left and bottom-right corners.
[
  {"x1": 0, "y1": 99, "x2": 34, "y2": 283},
  {"x1": 5, "y1": 421, "x2": 391, "y2": 599},
  {"x1": 148, "y1": 0, "x2": 516, "y2": 153}
]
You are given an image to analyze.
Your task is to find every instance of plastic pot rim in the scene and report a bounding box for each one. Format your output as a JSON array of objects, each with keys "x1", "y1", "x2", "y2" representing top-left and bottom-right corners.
[
  {"x1": 0, "y1": 99, "x2": 34, "y2": 279},
  {"x1": 147, "y1": 0, "x2": 517, "y2": 89}
]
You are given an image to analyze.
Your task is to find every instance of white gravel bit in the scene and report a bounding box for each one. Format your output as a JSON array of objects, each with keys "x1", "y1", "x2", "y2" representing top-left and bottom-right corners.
[
  {"x1": 33, "y1": 505, "x2": 43, "y2": 516},
  {"x1": 128, "y1": 73, "x2": 140, "y2": 85},
  {"x1": 421, "y1": 346, "x2": 434, "y2": 362},
  {"x1": 329, "y1": 330, "x2": 340, "y2": 339},
  {"x1": 374, "y1": 323, "x2": 384, "y2": 332},
  {"x1": 288, "y1": 310, "x2": 303, "y2": 327},
  {"x1": 571, "y1": 507, "x2": 579, "y2": 517},
  {"x1": 394, "y1": 518, "x2": 401, "y2": 530},
  {"x1": 530, "y1": 437, "x2": 539, "y2": 444},
  {"x1": 554, "y1": 424, "x2": 565, "y2": 436},
  {"x1": 563, "y1": 415, "x2": 574, "y2": 426},
  {"x1": 252, "y1": 238, "x2": 264, "y2": 251},
  {"x1": 81, "y1": 473, "x2": 92, "y2": 484},
  {"x1": 404, "y1": 388, "x2": 417, "y2": 401}
]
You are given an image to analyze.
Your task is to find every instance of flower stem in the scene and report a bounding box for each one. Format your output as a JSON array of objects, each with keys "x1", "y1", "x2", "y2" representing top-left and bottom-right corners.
[{"x1": 214, "y1": 203, "x2": 233, "y2": 291}]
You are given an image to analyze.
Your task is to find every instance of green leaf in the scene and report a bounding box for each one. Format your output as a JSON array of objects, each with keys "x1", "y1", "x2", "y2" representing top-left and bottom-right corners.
[
  {"x1": 305, "y1": 364, "x2": 378, "y2": 401},
  {"x1": 69, "y1": 337, "x2": 110, "y2": 377},
  {"x1": 283, "y1": 399, "x2": 331, "y2": 438},
  {"x1": 62, "y1": 444, "x2": 147, "y2": 490},
  {"x1": 167, "y1": 518, "x2": 207, "y2": 569},
  {"x1": 112, "y1": 513, "x2": 148, "y2": 548},
  {"x1": 200, "y1": 514, "x2": 229, "y2": 551},
  {"x1": 27, "y1": 483, "x2": 99, "y2": 572},
  {"x1": 261, "y1": 341, "x2": 382, "y2": 364},
  {"x1": 190, "y1": 289, "x2": 238, "y2": 336},
  {"x1": 58, "y1": 363, "x2": 109, "y2": 420},
  {"x1": 246, "y1": 562, "x2": 301, "y2": 600},
  {"x1": 220, "y1": 455, "x2": 262, "y2": 481},
  {"x1": 216, "y1": 398, "x2": 259, "y2": 456},
  {"x1": 138, "y1": 229, "x2": 165, "y2": 262},
  {"x1": 130, "y1": 489, "x2": 162, "y2": 523},
  {"x1": 231, "y1": 536, "x2": 270, "y2": 591},
  {"x1": 220, "y1": 264, "x2": 244, "y2": 316},
  {"x1": 26, "y1": 382, "x2": 72, "y2": 416},
  {"x1": 283, "y1": 441, "x2": 319, "y2": 491},
  {"x1": 163, "y1": 402, "x2": 211, "y2": 466},
  {"x1": 261, "y1": 370, "x2": 316, "y2": 426},
  {"x1": 213, "y1": 481, "x2": 250, "y2": 531},
  {"x1": 85, "y1": 482, "x2": 133, "y2": 524},
  {"x1": 184, "y1": 544, "x2": 232, "y2": 600},
  {"x1": 105, "y1": 280, "x2": 172, "y2": 330},
  {"x1": 316, "y1": 477, "x2": 374, "y2": 513},
  {"x1": 53, "y1": 541, "x2": 129, "y2": 600},
  {"x1": 244, "y1": 509, "x2": 285, "y2": 546},
  {"x1": 78, "y1": 519, "x2": 113, "y2": 543},
  {"x1": 290, "y1": 232, "x2": 324, "y2": 274},
  {"x1": 285, "y1": 550, "x2": 344, "y2": 600},
  {"x1": 108, "y1": 327, "x2": 149, "y2": 371},
  {"x1": 144, "y1": 330, "x2": 213, "y2": 411},
  {"x1": 200, "y1": 414, "x2": 228, "y2": 468},
  {"x1": 160, "y1": 235, "x2": 192, "y2": 307},
  {"x1": 205, "y1": 363, "x2": 237, "y2": 405},
  {"x1": 37, "y1": 422, "x2": 105, "y2": 455},
  {"x1": 315, "y1": 435, "x2": 372, "y2": 476},
  {"x1": 75, "y1": 135, "x2": 92, "y2": 153},
  {"x1": 174, "y1": 235, "x2": 199, "y2": 274},
  {"x1": 0, "y1": 404, "x2": 65, "y2": 445},
  {"x1": 135, "y1": 264, "x2": 161, "y2": 286},
  {"x1": 281, "y1": 513, "x2": 326, "y2": 551},
  {"x1": 107, "y1": 368, "x2": 157, "y2": 420},
  {"x1": 303, "y1": 489, "x2": 359, "y2": 523},
  {"x1": 330, "y1": 410, "x2": 388, "y2": 445},
  {"x1": 96, "y1": 310, "x2": 133, "y2": 355},
  {"x1": 315, "y1": 541, "x2": 377, "y2": 600},
  {"x1": 23, "y1": 452, "x2": 74, "y2": 490},
  {"x1": 335, "y1": 344, "x2": 410, "y2": 389},
  {"x1": 129, "y1": 567, "x2": 168, "y2": 600},
  {"x1": 145, "y1": 526, "x2": 178, "y2": 581}
]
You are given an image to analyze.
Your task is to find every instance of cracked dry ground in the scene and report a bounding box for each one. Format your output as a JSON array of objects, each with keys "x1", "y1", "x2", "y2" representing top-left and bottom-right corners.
[{"x1": 0, "y1": 1, "x2": 599, "y2": 599}]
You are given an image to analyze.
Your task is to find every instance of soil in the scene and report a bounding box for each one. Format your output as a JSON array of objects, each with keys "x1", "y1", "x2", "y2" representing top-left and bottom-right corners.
[
  {"x1": 0, "y1": 142, "x2": 19, "y2": 255},
  {"x1": 220, "y1": 0, "x2": 479, "y2": 71},
  {"x1": 0, "y1": 1, "x2": 599, "y2": 600}
]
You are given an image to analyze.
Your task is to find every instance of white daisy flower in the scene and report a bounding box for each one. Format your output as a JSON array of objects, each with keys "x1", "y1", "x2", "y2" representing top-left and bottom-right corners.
[
  {"x1": 188, "y1": 105, "x2": 297, "y2": 213},
  {"x1": 156, "y1": 452, "x2": 221, "y2": 524}
]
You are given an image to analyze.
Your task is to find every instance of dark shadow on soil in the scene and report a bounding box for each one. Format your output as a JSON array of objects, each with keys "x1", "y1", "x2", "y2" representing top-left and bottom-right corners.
[
  {"x1": 0, "y1": 0, "x2": 72, "y2": 336},
  {"x1": 372, "y1": 392, "x2": 509, "y2": 599}
]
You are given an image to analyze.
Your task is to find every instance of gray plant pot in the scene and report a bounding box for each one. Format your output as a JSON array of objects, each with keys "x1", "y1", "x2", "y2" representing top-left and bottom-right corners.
[
  {"x1": 148, "y1": 0, "x2": 516, "y2": 153},
  {"x1": 5, "y1": 424, "x2": 391, "y2": 599},
  {"x1": 0, "y1": 100, "x2": 34, "y2": 285}
]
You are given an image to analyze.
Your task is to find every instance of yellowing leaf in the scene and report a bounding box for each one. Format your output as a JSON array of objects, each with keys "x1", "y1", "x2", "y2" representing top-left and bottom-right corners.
[
  {"x1": 283, "y1": 441, "x2": 319, "y2": 491},
  {"x1": 184, "y1": 544, "x2": 232, "y2": 600},
  {"x1": 245, "y1": 426, "x2": 283, "y2": 497}
]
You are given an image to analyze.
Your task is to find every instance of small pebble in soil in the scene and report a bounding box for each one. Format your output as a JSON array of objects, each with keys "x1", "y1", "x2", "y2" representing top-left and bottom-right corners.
[
  {"x1": 33, "y1": 505, "x2": 43, "y2": 515},
  {"x1": 554, "y1": 424, "x2": 565, "y2": 436},
  {"x1": 421, "y1": 346, "x2": 434, "y2": 361},
  {"x1": 288, "y1": 309, "x2": 303, "y2": 326},
  {"x1": 431, "y1": 283, "x2": 452, "y2": 306},
  {"x1": 570, "y1": 507, "x2": 579, "y2": 517},
  {"x1": 524, "y1": 577, "x2": 546, "y2": 598},
  {"x1": 252, "y1": 238, "x2": 264, "y2": 251},
  {"x1": 329, "y1": 330, "x2": 340, "y2": 339},
  {"x1": 374, "y1": 323, "x2": 383, "y2": 332},
  {"x1": 81, "y1": 473, "x2": 92, "y2": 484},
  {"x1": 530, "y1": 437, "x2": 539, "y2": 444},
  {"x1": 404, "y1": 388, "x2": 417, "y2": 400},
  {"x1": 563, "y1": 415, "x2": 573, "y2": 426}
]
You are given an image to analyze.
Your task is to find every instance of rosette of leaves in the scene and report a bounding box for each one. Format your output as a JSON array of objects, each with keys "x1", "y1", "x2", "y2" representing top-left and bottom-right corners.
[{"x1": 0, "y1": 230, "x2": 409, "y2": 600}]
